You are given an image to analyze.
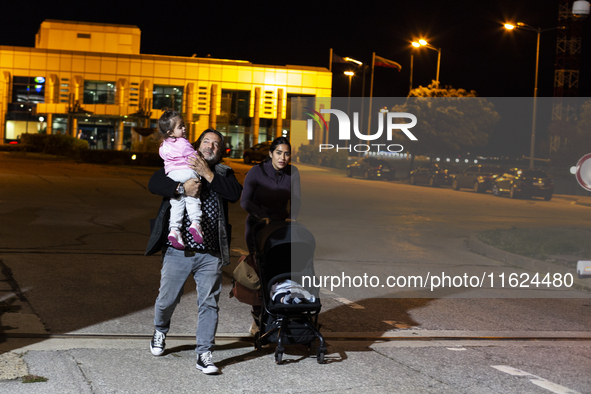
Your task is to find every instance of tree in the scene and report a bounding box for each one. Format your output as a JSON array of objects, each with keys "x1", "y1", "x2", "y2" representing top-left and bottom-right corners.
[
  {"x1": 550, "y1": 100, "x2": 591, "y2": 167},
  {"x1": 390, "y1": 82, "x2": 500, "y2": 175}
]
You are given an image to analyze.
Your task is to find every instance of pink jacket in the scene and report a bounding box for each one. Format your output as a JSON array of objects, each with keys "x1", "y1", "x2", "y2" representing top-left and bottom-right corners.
[{"x1": 159, "y1": 137, "x2": 196, "y2": 174}]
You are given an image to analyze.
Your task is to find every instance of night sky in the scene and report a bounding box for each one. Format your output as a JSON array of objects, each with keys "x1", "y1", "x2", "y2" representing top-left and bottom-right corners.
[{"x1": 1, "y1": 0, "x2": 590, "y2": 156}]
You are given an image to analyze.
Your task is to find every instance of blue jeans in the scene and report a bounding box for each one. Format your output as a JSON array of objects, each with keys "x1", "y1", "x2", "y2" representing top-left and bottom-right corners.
[{"x1": 154, "y1": 247, "x2": 222, "y2": 354}]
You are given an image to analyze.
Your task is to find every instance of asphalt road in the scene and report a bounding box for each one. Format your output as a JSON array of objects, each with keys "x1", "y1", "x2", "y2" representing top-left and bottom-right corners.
[{"x1": 1, "y1": 153, "x2": 590, "y2": 392}]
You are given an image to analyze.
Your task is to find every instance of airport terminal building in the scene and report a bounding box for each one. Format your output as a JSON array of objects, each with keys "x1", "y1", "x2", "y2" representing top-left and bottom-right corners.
[{"x1": 0, "y1": 20, "x2": 332, "y2": 153}]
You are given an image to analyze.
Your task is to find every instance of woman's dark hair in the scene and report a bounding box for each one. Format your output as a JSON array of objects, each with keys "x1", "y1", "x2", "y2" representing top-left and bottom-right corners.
[
  {"x1": 260, "y1": 137, "x2": 292, "y2": 174},
  {"x1": 158, "y1": 109, "x2": 183, "y2": 140},
  {"x1": 269, "y1": 136, "x2": 291, "y2": 154}
]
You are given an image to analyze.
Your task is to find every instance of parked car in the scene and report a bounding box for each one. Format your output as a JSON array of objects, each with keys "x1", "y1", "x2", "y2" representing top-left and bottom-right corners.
[
  {"x1": 451, "y1": 164, "x2": 506, "y2": 193},
  {"x1": 409, "y1": 162, "x2": 459, "y2": 187},
  {"x1": 347, "y1": 158, "x2": 396, "y2": 180},
  {"x1": 243, "y1": 142, "x2": 271, "y2": 164},
  {"x1": 491, "y1": 168, "x2": 554, "y2": 200}
]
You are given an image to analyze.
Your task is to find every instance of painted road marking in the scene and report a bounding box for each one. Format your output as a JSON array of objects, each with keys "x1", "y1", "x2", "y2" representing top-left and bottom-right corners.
[
  {"x1": 492, "y1": 365, "x2": 580, "y2": 394},
  {"x1": 320, "y1": 288, "x2": 365, "y2": 309},
  {"x1": 383, "y1": 320, "x2": 413, "y2": 329}
]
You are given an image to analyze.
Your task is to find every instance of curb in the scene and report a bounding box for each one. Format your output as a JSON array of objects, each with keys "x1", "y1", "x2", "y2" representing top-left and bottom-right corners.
[{"x1": 467, "y1": 235, "x2": 591, "y2": 293}]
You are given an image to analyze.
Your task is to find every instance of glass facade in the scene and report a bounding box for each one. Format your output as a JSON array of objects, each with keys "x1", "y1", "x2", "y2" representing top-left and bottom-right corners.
[
  {"x1": 52, "y1": 117, "x2": 68, "y2": 135},
  {"x1": 152, "y1": 85, "x2": 183, "y2": 112},
  {"x1": 5, "y1": 76, "x2": 46, "y2": 140},
  {"x1": 12, "y1": 76, "x2": 45, "y2": 104},
  {"x1": 77, "y1": 117, "x2": 118, "y2": 149},
  {"x1": 218, "y1": 90, "x2": 251, "y2": 157},
  {"x1": 83, "y1": 81, "x2": 116, "y2": 104}
]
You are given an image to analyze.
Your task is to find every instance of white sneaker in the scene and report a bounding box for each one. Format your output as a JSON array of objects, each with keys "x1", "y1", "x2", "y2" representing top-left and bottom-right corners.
[
  {"x1": 189, "y1": 222, "x2": 203, "y2": 244},
  {"x1": 167, "y1": 229, "x2": 185, "y2": 250},
  {"x1": 196, "y1": 351, "x2": 219, "y2": 374},
  {"x1": 150, "y1": 330, "x2": 166, "y2": 356}
]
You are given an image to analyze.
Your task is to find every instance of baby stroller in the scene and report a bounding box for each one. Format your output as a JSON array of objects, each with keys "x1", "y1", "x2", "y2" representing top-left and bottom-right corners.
[{"x1": 252, "y1": 221, "x2": 327, "y2": 364}]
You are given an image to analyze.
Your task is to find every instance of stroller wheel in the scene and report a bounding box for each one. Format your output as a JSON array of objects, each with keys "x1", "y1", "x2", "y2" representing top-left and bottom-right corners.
[
  {"x1": 317, "y1": 351, "x2": 325, "y2": 364},
  {"x1": 275, "y1": 349, "x2": 283, "y2": 364},
  {"x1": 317, "y1": 347, "x2": 327, "y2": 364}
]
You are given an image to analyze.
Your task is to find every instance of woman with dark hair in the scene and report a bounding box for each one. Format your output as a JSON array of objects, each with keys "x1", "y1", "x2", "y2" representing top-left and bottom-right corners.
[
  {"x1": 240, "y1": 136, "x2": 301, "y2": 254},
  {"x1": 240, "y1": 136, "x2": 301, "y2": 334}
]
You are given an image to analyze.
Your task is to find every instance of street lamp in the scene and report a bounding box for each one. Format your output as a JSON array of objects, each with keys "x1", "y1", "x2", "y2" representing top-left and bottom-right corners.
[
  {"x1": 409, "y1": 42, "x2": 421, "y2": 94},
  {"x1": 412, "y1": 39, "x2": 442, "y2": 86},
  {"x1": 344, "y1": 71, "x2": 355, "y2": 145},
  {"x1": 504, "y1": 22, "x2": 564, "y2": 169}
]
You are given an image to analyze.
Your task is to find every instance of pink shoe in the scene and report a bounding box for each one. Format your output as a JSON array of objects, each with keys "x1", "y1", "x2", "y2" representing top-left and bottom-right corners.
[
  {"x1": 189, "y1": 222, "x2": 203, "y2": 244},
  {"x1": 167, "y1": 229, "x2": 185, "y2": 250}
]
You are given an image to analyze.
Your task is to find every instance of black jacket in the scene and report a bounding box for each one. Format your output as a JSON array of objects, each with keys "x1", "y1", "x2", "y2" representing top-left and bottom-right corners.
[{"x1": 144, "y1": 163, "x2": 242, "y2": 265}]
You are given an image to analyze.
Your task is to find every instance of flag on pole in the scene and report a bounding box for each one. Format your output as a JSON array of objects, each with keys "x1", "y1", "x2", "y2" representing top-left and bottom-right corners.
[
  {"x1": 332, "y1": 53, "x2": 349, "y2": 63},
  {"x1": 374, "y1": 55, "x2": 402, "y2": 71}
]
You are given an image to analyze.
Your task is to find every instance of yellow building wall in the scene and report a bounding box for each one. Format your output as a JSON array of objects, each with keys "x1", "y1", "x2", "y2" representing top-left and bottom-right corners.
[{"x1": 0, "y1": 21, "x2": 332, "y2": 144}]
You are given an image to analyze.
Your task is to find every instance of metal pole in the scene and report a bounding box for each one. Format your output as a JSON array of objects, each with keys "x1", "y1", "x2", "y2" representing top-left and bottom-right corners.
[
  {"x1": 347, "y1": 75, "x2": 352, "y2": 115},
  {"x1": 529, "y1": 29, "x2": 540, "y2": 170},
  {"x1": 359, "y1": 65, "x2": 367, "y2": 157},
  {"x1": 436, "y1": 48, "x2": 441, "y2": 86},
  {"x1": 409, "y1": 54, "x2": 414, "y2": 94},
  {"x1": 346, "y1": 74, "x2": 352, "y2": 148},
  {"x1": 367, "y1": 52, "x2": 375, "y2": 144}
]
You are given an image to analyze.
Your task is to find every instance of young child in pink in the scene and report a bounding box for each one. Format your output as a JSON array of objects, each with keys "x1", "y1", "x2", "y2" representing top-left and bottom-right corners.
[{"x1": 158, "y1": 110, "x2": 203, "y2": 249}]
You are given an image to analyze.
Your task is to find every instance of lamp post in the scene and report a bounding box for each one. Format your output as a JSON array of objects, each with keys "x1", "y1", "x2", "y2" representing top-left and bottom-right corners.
[
  {"x1": 339, "y1": 56, "x2": 366, "y2": 155},
  {"x1": 344, "y1": 71, "x2": 354, "y2": 148},
  {"x1": 504, "y1": 22, "x2": 564, "y2": 169},
  {"x1": 344, "y1": 70, "x2": 354, "y2": 114},
  {"x1": 412, "y1": 39, "x2": 442, "y2": 86}
]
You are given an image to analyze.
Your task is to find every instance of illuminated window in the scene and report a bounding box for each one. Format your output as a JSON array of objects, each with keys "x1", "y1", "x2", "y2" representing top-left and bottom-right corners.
[
  {"x1": 220, "y1": 90, "x2": 250, "y2": 124},
  {"x1": 83, "y1": 81, "x2": 116, "y2": 104},
  {"x1": 153, "y1": 85, "x2": 183, "y2": 112},
  {"x1": 12, "y1": 76, "x2": 45, "y2": 104}
]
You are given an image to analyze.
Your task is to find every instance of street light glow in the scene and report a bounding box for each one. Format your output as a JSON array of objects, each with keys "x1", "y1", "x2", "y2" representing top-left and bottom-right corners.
[
  {"x1": 504, "y1": 23, "x2": 516, "y2": 30},
  {"x1": 344, "y1": 71, "x2": 354, "y2": 76},
  {"x1": 344, "y1": 57, "x2": 363, "y2": 66},
  {"x1": 411, "y1": 38, "x2": 442, "y2": 84}
]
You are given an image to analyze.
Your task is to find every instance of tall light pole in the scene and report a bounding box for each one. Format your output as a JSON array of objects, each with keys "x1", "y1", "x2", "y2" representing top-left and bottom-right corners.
[
  {"x1": 412, "y1": 39, "x2": 442, "y2": 86},
  {"x1": 344, "y1": 71, "x2": 354, "y2": 115},
  {"x1": 504, "y1": 22, "x2": 564, "y2": 169},
  {"x1": 409, "y1": 53, "x2": 414, "y2": 94},
  {"x1": 344, "y1": 71, "x2": 354, "y2": 148},
  {"x1": 339, "y1": 56, "x2": 366, "y2": 156}
]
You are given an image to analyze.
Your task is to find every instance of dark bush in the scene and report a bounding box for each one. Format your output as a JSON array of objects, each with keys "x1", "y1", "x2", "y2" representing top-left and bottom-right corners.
[
  {"x1": 0, "y1": 144, "x2": 28, "y2": 152},
  {"x1": 296, "y1": 143, "x2": 347, "y2": 169},
  {"x1": 296, "y1": 143, "x2": 321, "y2": 165},
  {"x1": 78, "y1": 150, "x2": 163, "y2": 167},
  {"x1": 20, "y1": 133, "x2": 89, "y2": 156},
  {"x1": 321, "y1": 149, "x2": 348, "y2": 169}
]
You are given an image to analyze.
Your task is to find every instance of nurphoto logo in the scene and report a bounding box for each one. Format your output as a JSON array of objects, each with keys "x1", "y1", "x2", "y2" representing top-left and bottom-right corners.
[{"x1": 305, "y1": 107, "x2": 418, "y2": 153}]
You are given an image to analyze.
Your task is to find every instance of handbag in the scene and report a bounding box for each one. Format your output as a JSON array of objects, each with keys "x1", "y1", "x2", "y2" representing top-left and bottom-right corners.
[
  {"x1": 233, "y1": 255, "x2": 260, "y2": 290},
  {"x1": 230, "y1": 255, "x2": 262, "y2": 305}
]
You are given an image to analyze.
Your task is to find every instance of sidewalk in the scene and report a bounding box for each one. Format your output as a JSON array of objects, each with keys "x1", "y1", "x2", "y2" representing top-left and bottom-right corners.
[{"x1": 2, "y1": 238, "x2": 591, "y2": 392}]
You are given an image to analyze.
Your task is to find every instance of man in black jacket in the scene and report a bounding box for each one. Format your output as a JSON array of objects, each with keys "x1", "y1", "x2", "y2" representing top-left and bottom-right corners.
[{"x1": 145, "y1": 128, "x2": 242, "y2": 374}]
